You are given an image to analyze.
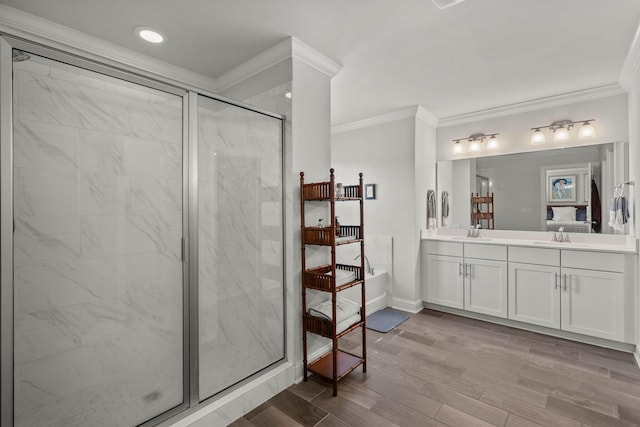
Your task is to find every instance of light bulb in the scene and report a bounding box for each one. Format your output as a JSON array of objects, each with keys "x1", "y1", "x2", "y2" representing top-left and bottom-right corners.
[
  {"x1": 531, "y1": 129, "x2": 546, "y2": 145},
  {"x1": 487, "y1": 135, "x2": 498, "y2": 150},
  {"x1": 578, "y1": 122, "x2": 596, "y2": 139},
  {"x1": 469, "y1": 140, "x2": 481, "y2": 152},
  {"x1": 553, "y1": 126, "x2": 570, "y2": 142},
  {"x1": 452, "y1": 141, "x2": 464, "y2": 155},
  {"x1": 135, "y1": 26, "x2": 166, "y2": 43}
]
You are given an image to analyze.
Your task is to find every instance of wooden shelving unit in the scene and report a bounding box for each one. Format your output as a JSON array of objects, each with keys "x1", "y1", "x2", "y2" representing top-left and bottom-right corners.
[
  {"x1": 300, "y1": 168, "x2": 366, "y2": 396},
  {"x1": 471, "y1": 192, "x2": 494, "y2": 229}
]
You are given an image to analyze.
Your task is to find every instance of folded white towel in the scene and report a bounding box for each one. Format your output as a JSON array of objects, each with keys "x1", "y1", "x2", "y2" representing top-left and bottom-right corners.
[
  {"x1": 325, "y1": 269, "x2": 356, "y2": 286},
  {"x1": 308, "y1": 297, "x2": 360, "y2": 323}
]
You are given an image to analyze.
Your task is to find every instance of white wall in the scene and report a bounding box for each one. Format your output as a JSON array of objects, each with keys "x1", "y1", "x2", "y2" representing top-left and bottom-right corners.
[{"x1": 332, "y1": 111, "x2": 437, "y2": 313}]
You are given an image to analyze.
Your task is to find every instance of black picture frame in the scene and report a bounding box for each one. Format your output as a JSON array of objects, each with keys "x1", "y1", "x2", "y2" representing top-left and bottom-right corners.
[{"x1": 365, "y1": 183, "x2": 376, "y2": 200}]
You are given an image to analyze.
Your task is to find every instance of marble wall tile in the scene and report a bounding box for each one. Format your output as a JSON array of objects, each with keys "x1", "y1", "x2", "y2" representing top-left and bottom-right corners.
[
  {"x1": 78, "y1": 173, "x2": 129, "y2": 215},
  {"x1": 16, "y1": 69, "x2": 131, "y2": 135},
  {"x1": 123, "y1": 137, "x2": 182, "y2": 178},
  {"x1": 261, "y1": 240, "x2": 281, "y2": 266},
  {"x1": 261, "y1": 202, "x2": 282, "y2": 227},
  {"x1": 79, "y1": 214, "x2": 181, "y2": 259},
  {"x1": 13, "y1": 216, "x2": 80, "y2": 266},
  {"x1": 14, "y1": 168, "x2": 77, "y2": 217},
  {"x1": 79, "y1": 130, "x2": 126, "y2": 174},
  {"x1": 130, "y1": 176, "x2": 182, "y2": 215},
  {"x1": 14, "y1": 119, "x2": 78, "y2": 171},
  {"x1": 130, "y1": 97, "x2": 182, "y2": 143}
]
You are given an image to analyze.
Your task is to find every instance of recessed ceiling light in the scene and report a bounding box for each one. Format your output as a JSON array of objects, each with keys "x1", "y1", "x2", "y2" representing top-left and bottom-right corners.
[
  {"x1": 285, "y1": 92, "x2": 292, "y2": 99},
  {"x1": 135, "y1": 26, "x2": 166, "y2": 44}
]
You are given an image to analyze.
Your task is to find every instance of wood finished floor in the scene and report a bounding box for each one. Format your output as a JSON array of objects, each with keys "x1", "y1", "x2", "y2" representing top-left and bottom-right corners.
[{"x1": 230, "y1": 309, "x2": 640, "y2": 427}]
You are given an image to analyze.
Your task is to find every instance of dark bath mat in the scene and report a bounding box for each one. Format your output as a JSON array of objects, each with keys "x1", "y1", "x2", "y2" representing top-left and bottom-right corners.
[{"x1": 366, "y1": 308, "x2": 409, "y2": 333}]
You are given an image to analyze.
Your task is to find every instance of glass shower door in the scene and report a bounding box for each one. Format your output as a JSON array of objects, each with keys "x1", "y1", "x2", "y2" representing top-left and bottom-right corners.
[
  {"x1": 12, "y1": 51, "x2": 185, "y2": 426},
  {"x1": 198, "y1": 95, "x2": 284, "y2": 400}
]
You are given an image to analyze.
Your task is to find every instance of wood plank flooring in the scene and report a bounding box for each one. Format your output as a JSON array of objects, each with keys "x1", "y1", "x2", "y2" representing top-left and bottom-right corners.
[{"x1": 230, "y1": 309, "x2": 640, "y2": 427}]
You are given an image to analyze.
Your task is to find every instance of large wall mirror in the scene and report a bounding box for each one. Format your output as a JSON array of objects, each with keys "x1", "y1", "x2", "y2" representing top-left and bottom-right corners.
[{"x1": 436, "y1": 142, "x2": 630, "y2": 235}]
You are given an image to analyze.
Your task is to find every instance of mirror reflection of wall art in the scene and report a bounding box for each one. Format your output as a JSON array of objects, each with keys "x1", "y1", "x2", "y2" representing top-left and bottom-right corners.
[
  {"x1": 365, "y1": 183, "x2": 376, "y2": 200},
  {"x1": 549, "y1": 175, "x2": 576, "y2": 202}
]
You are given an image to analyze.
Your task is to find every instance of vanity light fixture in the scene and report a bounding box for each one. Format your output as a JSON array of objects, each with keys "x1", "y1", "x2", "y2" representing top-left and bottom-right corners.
[
  {"x1": 451, "y1": 132, "x2": 499, "y2": 155},
  {"x1": 135, "y1": 26, "x2": 166, "y2": 43},
  {"x1": 486, "y1": 134, "x2": 499, "y2": 150},
  {"x1": 530, "y1": 119, "x2": 596, "y2": 145},
  {"x1": 531, "y1": 128, "x2": 546, "y2": 145},
  {"x1": 452, "y1": 139, "x2": 464, "y2": 155},
  {"x1": 578, "y1": 121, "x2": 596, "y2": 139}
]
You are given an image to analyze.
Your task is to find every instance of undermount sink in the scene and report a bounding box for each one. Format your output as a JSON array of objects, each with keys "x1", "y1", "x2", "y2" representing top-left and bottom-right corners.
[
  {"x1": 532, "y1": 241, "x2": 588, "y2": 247},
  {"x1": 452, "y1": 237, "x2": 493, "y2": 242}
]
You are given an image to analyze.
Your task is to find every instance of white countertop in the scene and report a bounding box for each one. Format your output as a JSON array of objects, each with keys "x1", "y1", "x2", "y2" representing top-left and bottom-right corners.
[{"x1": 420, "y1": 228, "x2": 638, "y2": 254}]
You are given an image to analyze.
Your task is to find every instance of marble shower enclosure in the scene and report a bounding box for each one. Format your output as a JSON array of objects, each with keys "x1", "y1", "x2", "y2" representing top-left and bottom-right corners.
[
  {"x1": 13, "y1": 54, "x2": 184, "y2": 426},
  {"x1": 10, "y1": 49, "x2": 285, "y2": 426}
]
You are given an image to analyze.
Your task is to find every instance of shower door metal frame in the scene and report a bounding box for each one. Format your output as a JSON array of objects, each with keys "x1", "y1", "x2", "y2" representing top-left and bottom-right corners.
[
  {"x1": 0, "y1": 34, "x2": 287, "y2": 427},
  {"x1": 0, "y1": 35, "x2": 16, "y2": 427}
]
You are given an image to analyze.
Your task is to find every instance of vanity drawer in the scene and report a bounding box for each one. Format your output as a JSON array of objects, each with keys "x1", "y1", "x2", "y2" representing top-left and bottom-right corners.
[
  {"x1": 561, "y1": 250, "x2": 624, "y2": 273},
  {"x1": 425, "y1": 241, "x2": 463, "y2": 257},
  {"x1": 509, "y1": 246, "x2": 559, "y2": 266},
  {"x1": 465, "y1": 243, "x2": 506, "y2": 261}
]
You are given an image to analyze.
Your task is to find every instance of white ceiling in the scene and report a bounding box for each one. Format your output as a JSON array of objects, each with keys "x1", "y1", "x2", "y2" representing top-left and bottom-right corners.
[{"x1": 4, "y1": 0, "x2": 640, "y2": 126}]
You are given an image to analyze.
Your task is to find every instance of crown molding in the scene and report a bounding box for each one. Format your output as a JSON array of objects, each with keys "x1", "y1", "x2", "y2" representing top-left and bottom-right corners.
[
  {"x1": 415, "y1": 105, "x2": 439, "y2": 127},
  {"x1": 215, "y1": 38, "x2": 292, "y2": 91},
  {"x1": 217, "y1": 37, "x2": 342, "y2": 92},
  {"x1": 291, "y1": 37, "x2": 342, "y2": 78},
  {"x1": 619, "y1": 22, "x2": 640, "y2": 90},
  {"x1": 0, "y1": 5, "x2": 219, "y2": 93},
  {"x1": 438, "y1": 84, "x2": 626, "y2": 128},
  {"x1": 332, "y1": 105, "x2": 438, "y2": 134}
]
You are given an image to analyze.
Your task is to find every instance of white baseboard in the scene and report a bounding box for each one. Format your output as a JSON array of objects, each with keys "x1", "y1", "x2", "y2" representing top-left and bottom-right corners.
[
  {"x1": 365, "y1": 294, "x2": 388, "y2": 316},
  {"x1": 635, "y1": 349, "x2": 640, "y2": 369},
  {"x1": 391, "y1": 297, "x2": 424, "y2": 314},
  {"x1": 168, "y1": 362, "x2": 295, "y2": 427}
]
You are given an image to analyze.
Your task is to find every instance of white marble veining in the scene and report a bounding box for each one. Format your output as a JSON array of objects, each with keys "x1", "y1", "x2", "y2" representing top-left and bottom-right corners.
[
  {"x1": 13, "y1": 55, "x2": 184, "y2": 427},
  {"x1": 198, "y1": 96, "x2": 285, "y2": 400}
]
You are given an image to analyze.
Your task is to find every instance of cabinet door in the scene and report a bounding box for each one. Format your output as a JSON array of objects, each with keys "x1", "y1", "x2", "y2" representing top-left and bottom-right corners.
[
  {"x1": 424, "y1": 255, "x2": 464, "y2": 309},
  {"x1": 464, "y1": 259, "x2": 508, "y2": 318},
  {"x1": 560, "y1": 267, "x2": 625, "y2": 341},
  {"x1": 508, "y1": 263, "x2": 560, "y2": 329}
]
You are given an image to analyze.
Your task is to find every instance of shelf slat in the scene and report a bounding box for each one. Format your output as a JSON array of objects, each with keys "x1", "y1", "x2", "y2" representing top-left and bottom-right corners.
[{"x1": 307, "y1": 349, "x2": 364, "y2": 381}]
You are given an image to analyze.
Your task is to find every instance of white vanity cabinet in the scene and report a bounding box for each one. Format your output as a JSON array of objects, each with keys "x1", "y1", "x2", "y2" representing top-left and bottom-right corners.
[
  {"x1": 508, "y1": 247, "x2": 627, "y2": 342},
  {"x1": 422, "y1": 241, "x2": 508, "y2": 317},
  {"x1": 560, "y1": 251, "x2": 625, "y2": 342},
  {"x1": 464, "y1": 244, "x2": 508, "y2": 318},
  {"x1": 508, "y1": 247, "x2": 561, "y2": 329},
  {"x1": 422, "y1": 241, "x2": 464, "y2": 309}
]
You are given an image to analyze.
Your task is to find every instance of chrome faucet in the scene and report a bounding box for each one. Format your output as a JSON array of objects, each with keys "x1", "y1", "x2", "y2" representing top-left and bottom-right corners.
[
  {"x1": 466, "y1": 224, "x2": 481, "y2": 238},
  {"x1": 353, "y1": 254, "x2": 372, "y2": 274},
  {"x1": 552, "y1": 227, "x2": 571, "y2": 243}
]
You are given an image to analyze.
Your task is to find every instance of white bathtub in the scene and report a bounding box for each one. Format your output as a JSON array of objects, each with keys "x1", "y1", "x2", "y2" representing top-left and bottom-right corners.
[{"x1": 340, "y1": 270, "x2": 389, "y2": 316}]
